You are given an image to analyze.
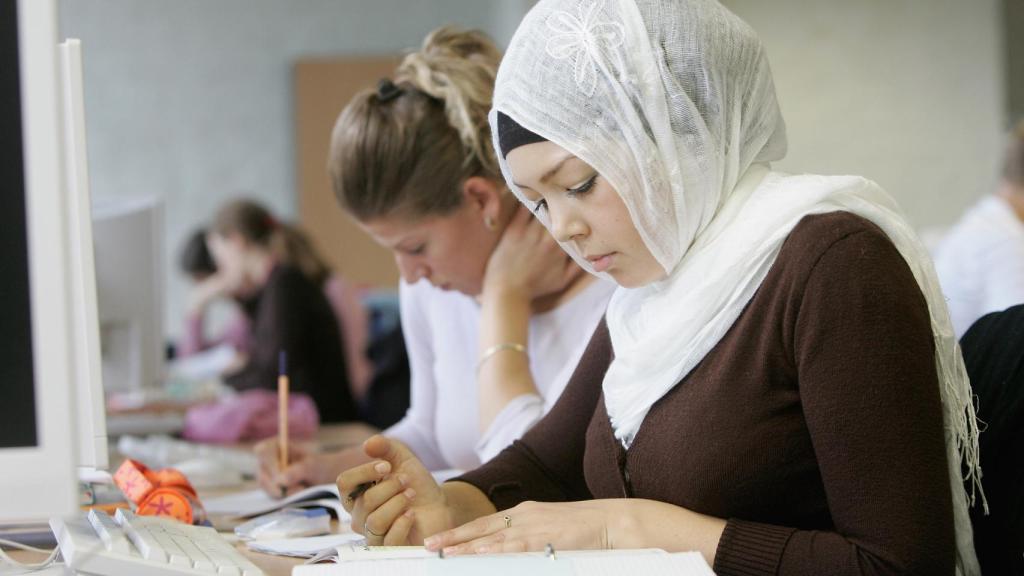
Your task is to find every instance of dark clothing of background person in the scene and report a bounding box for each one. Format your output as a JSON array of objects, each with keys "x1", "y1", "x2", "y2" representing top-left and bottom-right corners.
[
  {"x1": 960, "y1": 304, "x2": 1024, "y2": 576},
  {"x1": 361, "y1": 322, "x2": 411, "y2": 430},
  {"x1": 226, "y1": 264, "x2": 357, "y2": 423}
]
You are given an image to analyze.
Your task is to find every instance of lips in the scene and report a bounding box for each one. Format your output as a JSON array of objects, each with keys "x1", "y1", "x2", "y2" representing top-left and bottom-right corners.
[{"x1": 585, "y1": 252, "x2": 615, "y2": 273}]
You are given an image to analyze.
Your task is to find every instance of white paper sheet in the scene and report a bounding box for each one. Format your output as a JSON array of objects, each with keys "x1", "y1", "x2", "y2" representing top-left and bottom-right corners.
[
  {"x1": 245, "y1": 533, "x2": 365, "y2": 558},
  {"x1": 293, "y1": 549, "x2": 715, "y2": 576}
]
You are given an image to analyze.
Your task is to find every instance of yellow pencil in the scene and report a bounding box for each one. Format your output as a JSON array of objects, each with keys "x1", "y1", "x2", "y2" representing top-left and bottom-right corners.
[{"x1": 278, "y1": 350, "x2": 289, "y2": 497}]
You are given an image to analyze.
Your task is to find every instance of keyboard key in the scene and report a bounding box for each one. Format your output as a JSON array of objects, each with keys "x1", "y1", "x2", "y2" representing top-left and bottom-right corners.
[
  {"x1": 172, "y1": 534, "x2": 216, "y2": 572},
  {"x1": 115, "y1": 508, "x2": 168, "y2": 563},
  {"x1": 86, "y1": 509, "x2": 133, "y2": 555},
  {"x1": 152, "y1": 530, "x2": 194, "y2": 567}
]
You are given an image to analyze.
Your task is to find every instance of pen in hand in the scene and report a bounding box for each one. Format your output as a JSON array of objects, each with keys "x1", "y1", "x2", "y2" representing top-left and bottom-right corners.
[{"x1": 346, "y1": 480, "x2": 377, "y2": 504}]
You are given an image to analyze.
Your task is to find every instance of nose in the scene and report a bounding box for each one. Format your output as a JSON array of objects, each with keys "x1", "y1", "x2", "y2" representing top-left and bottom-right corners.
[
  {"x1": 394, "y1": 253, "x2": 428, "y2": 283},
  {"x1": 549, "y1": 205, "x2": 587, "y2": 244}
]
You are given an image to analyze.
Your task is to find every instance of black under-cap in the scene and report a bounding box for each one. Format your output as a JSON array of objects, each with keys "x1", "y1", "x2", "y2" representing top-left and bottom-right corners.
[{"x1": 496, "y1": 111, "x2": 547, "y2": 158}]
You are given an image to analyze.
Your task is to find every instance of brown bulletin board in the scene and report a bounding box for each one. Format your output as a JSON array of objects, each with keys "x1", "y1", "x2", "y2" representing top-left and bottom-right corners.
[{"x1": 294, "y1": 56, "x2": 403, "y2": 289}]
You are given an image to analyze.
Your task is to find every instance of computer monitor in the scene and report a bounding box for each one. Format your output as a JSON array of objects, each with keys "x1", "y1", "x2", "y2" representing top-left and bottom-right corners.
[
  {"x1": 60, "y1": 37, "x2": 109, "y2": 472},
  {"x1": 0, "y1": 0, "x2": 80, "y2": 520},
  {"x1": 92, "y1": 196, "x2": 165, "y2": 394}
]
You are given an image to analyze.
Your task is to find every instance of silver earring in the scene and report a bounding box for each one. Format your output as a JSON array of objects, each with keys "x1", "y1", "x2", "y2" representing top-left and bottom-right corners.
[{"x1": 484, "y1": 216, "x2": 496, "y2": 231}]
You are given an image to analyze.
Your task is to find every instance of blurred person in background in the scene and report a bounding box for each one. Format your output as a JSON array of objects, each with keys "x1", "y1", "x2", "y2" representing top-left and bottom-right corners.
[
  {"x1": 178, "y1": 207, "x2": 374, "y2": 408},
  {"x1": 177, "y1": 226, "x2": 252, "y2": 358},
  {"x1": 934, "y1": 120, "x2": 1024, "y2": 337},
  {"x1": 205, "y1": 199, "x2": 359, "y2": 423}
]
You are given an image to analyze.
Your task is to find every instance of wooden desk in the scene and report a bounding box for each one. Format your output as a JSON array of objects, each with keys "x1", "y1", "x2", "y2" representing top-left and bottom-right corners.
[{"x1": 6, "y1": 422, "x2": 378, "y2": 576}]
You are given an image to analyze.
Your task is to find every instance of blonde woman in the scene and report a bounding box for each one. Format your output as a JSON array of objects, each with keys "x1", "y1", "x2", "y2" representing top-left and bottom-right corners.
[{"x1": 255, "y1": 27, "x2": 613, "y2": 494}]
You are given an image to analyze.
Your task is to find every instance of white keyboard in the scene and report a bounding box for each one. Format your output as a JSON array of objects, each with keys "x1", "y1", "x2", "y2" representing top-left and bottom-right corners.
[{"x1": 49, "y1": 509, "x2": 265, "y2": 576}]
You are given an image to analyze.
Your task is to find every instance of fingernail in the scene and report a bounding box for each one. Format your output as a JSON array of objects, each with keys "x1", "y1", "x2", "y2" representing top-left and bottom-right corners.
[
  {"x1": 423, "y1": 536, "x2": 437, "y2": 549},
  {"x1": 404, "y1": 488, "x2": 416, "y2": 500},
  {"x1": 374, "y1": 461, "x2": 389, "y2": 474},
  {"x1": 397, "y1": 474, "x2": 408, "y2": 487},
  {"x1": 404, "y1": 509, "x2": 415, "y2": 519},
  {"x1": 443, "y1": 546, "x2": 457, "y2": 556},
  {"x1": 475, "y1": 546, "x2": 489, "y2": 554}
]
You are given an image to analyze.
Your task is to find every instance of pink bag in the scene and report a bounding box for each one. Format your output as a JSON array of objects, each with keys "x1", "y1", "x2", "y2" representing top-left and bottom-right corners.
[{"x1": 182, "y1": 389, "x2": 319, "y2": 444}]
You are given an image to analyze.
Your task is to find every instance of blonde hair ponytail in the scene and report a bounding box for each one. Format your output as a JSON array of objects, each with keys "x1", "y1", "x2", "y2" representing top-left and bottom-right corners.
[
  {"x1": 397, "y1": 26, "x2": 501, "y2": 176},
  {"x1": 329, "y1": 26, "x2": 502, "y2": 220}
]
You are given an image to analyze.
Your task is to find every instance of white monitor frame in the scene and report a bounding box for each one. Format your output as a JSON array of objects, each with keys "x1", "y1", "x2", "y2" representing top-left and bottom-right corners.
[
  {"x1": 92, "y1": 195, "x2": 165, "y2": 394},
  {"x1": 60, "y1": 38, "x2": 109, "y2": 472},
  {"x1": 0, "y1": 0, "x2": 80, "y2": 521}
]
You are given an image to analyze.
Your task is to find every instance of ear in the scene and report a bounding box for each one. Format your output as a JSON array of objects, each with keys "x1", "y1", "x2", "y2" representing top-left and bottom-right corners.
[{"x1": 461, "y1": 176, "x2": 504, "y2": 222}]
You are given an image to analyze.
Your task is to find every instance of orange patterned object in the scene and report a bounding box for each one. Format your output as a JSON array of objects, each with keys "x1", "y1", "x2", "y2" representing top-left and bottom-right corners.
[{"x1": 113, "y1": 459, "x2": 206, "y2": 524}]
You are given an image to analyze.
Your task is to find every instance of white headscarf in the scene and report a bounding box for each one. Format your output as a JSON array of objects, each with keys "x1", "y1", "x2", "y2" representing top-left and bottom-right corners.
[{"x1": 490, "y1": 0, "x2": 983, "y2": 572}]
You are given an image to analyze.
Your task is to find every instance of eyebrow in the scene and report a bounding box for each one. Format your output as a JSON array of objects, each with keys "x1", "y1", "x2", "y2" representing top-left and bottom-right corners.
[
  {"x1": 512, "y1": 152, "x2": 575, "y2": 190},
  {"x1": 394, "y1": 238, "x2": 423, "y2": 252}
]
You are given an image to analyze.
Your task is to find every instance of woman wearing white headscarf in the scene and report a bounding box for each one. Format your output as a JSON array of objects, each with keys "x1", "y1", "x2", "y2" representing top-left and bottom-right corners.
[{"x1": 337, "y1": 1, "x2": 985, "y2": 573}]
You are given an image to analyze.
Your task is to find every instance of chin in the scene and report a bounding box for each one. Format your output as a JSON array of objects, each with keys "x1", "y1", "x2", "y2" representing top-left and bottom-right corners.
[
  {"x1": 443, "y1": 281, "x2": 478, "y2": 296},
  {"x1": 608, "y1": 268, "x2": 662, "y2": 289},
  {"x1": 613, "y1": 277, "x2": 643, "y2": 289}
]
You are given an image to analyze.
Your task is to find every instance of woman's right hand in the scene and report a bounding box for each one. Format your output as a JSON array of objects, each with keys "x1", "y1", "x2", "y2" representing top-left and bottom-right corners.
[
  {"x1": 482, "y1": 204, "x2": 582, "y2": 302},
  {"x1": 338, "y1": 435, "x2": 454, "y2": 546},
  {"x1": 254, "y1": 439, "x2": 332, "y2": 498},
  {"x1": 186, "y1": 273, "x2": 232, "y2": 315}
]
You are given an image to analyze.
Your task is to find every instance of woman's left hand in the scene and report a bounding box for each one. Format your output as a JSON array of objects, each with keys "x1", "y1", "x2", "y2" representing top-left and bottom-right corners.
[
  {"x1": 423, "y1": 498, "x2": 727, "y2": 565},
  {"x1": 423, "y1": 500, "x2": 621, "y2": 555}
]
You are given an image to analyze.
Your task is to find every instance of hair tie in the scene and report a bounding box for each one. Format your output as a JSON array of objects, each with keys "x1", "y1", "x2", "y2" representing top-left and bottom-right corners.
[{"x1": 376, "y1": 78, "x2": 403, "y2": 103}]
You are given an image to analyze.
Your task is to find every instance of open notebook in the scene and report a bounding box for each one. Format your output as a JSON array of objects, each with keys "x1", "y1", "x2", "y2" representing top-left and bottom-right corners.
[
  {"x1": 203, "y1": 470, "x2": 463, "y2": 521},
  {"x1": 203, "y1": 483, "x2": 349, "y2": 520},
  {"x1": 294, "y1": 547, "x2": 715, "y2": 576}
]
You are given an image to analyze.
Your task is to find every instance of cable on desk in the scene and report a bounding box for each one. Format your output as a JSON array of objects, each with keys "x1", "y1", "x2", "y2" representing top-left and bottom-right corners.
[{"x1": 0, "y1": 538, "x2": 61, "y2": 572}]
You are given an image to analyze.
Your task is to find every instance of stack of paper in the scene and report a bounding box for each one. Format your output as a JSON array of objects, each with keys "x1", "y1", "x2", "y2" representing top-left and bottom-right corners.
[
  {"x1": 293, "y1": 547, "x2": 715, "y2": 576},
  {"x1": 203, "y1": 484, "x2": 350, "y2": 522}
]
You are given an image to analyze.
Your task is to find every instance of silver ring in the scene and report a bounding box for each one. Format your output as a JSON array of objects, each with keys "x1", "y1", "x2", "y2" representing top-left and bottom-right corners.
[
  {"x1": 364, "y1": 521, "x2": 385, "y2": 538},
  {"x1": 503, "y1": 515, "x2": 511, "y2": 529}
]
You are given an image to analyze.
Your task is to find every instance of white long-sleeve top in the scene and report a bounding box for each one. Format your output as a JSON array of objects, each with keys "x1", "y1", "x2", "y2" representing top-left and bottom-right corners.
[
  {"x1": 933, "y1": 194, "x2": 1024, "y2": 337},
  {"x1": 384, "y1": 277, "x2": 615, "y2": 471}
]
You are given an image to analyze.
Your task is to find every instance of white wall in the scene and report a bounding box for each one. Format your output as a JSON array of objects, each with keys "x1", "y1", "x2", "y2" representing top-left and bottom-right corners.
[
  {"x1": 722, "y1": 0, "x2": 1005, "y2": 229},
  {"x1": 60, "y1": 1, "x2": 1006, "y2": 341},
  {"x1": 1006, "y1": 0, "x2": 1024, "y2": 122},
  {"x1": 58, "y1": 0, "x2": 533, "y2": 340}
]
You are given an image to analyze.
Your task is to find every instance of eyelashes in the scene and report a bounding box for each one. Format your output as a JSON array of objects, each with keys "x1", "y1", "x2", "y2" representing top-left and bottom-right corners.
[
  {"x1": 567, "y1": 175, "x2": 597, "y2": 198},
  {"x1": 530, "y1": 174, "x2": 598, "y2": 216}
]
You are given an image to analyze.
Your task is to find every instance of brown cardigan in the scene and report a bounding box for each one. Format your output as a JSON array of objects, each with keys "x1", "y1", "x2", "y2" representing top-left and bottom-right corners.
[{"x1": 457, "y1": 212, "x2": 956, "y2": 575}]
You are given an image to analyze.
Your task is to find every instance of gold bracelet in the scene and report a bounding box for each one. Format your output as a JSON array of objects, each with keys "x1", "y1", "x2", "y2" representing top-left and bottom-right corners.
[{"x1": 476, "y1": 342, "x2": 528, "y2": 374}]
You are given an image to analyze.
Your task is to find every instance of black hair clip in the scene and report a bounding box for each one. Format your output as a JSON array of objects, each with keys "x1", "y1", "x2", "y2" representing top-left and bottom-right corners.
[{"x1": 377, "y1": 78, "x2": 403, "y2": 103}]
